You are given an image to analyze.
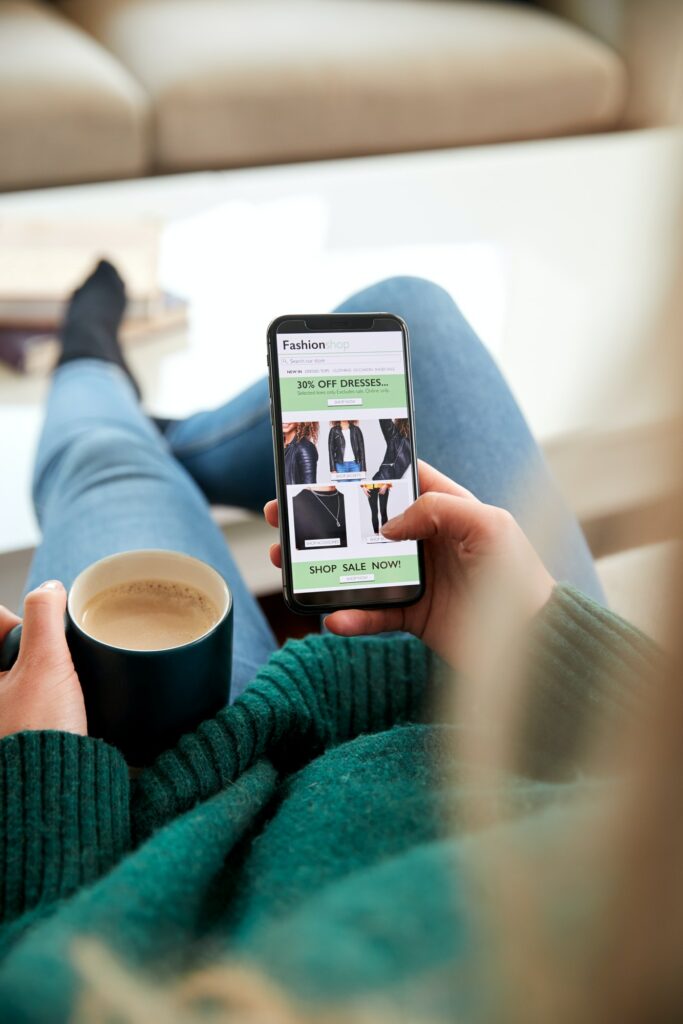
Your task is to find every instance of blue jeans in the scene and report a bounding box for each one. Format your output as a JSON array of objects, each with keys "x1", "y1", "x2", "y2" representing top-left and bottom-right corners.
[
  {"x1": 335, "y1": 461, "x2": 361, "y2": 474},
  {"x1": 27, "y1": 277, "x2": 603, "y2": 701}
]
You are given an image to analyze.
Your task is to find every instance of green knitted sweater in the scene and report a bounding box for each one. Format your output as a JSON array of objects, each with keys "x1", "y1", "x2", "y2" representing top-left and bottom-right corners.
[{"x1": 0, "y1": 587, "x2": 658, "y2": 1021}]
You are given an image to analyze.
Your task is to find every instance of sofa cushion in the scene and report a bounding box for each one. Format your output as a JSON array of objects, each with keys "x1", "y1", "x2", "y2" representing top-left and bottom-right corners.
[
  {"x1": 59, "y1": 0, "x2": 626, "y2": 172},
  {"x1": 0, "y1": 0, "x2": 149, "y2": 190}
]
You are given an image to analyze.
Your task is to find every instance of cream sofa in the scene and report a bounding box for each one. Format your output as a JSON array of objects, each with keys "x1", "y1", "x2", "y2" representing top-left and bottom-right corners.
[{"x1": 1, "y1": 0, "x2": 661, "y2": 191}]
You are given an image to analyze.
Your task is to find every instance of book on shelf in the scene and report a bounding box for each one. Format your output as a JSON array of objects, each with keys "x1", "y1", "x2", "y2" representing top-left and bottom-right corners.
[
  {"x1": 0, "y1": 217, "x2": 188, "y2": 373},
  {"x1": 0, "y1": 294, "x2": 187, "y2": 375}
]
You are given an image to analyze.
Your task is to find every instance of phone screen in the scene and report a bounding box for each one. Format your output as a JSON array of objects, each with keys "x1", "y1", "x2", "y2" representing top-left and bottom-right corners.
[{"x1": 271, "y1": 316, "x2": 423, "y2": 607}]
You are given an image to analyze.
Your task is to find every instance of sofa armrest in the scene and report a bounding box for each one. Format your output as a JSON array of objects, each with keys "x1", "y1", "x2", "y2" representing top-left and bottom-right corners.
[
  {"x1": 536, "y1": 0, "x2": 683, "y2": 127},
  {"x1": 543, "y1": 418, "x2": 682, "y2": 559}
]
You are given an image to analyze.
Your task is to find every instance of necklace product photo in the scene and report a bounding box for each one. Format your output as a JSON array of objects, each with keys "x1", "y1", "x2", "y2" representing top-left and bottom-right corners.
[
  {"x1": 310, "y1": 488, "x2": 342, "y2": 526},
  {"x1": 292, "y1": 487, "x2": 348, "y2": 550}
]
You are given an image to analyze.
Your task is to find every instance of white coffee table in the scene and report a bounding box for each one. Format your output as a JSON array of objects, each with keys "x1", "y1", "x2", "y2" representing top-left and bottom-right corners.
[{"x1": 1, "y1": 128, "x2": 681, "y2": 609}]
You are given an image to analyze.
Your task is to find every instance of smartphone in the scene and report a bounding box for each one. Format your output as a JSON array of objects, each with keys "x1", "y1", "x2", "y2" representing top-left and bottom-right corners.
[{"x1": 267, "y1": 312, "x2": 425, "y2": 614}]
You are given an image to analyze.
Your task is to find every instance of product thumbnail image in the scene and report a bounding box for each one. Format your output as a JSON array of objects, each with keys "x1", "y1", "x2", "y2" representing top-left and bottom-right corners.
[
  {"x1": 328, "y1": 420, "x2": 366, "y2": 479},
  {"x1": 283, "y1": 421, "x2": 319, "y2": 484},
  {"x1": 373, "y1": 418, "x2": 412, "y2": 480},
  {"x1": 358, "y1": 479, "x2": 416, "y2": 544},
  {"x1": 292, "y1": 486, "x2": 347, "y2": 551},
  {"x1": 360, "y1": 483, "x2": 393, "y2": 542}
]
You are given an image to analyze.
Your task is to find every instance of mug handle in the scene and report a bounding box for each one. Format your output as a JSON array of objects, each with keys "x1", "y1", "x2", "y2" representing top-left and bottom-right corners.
[{"x1": 0, "y1": 624, "x2": 23, "y2": 672}]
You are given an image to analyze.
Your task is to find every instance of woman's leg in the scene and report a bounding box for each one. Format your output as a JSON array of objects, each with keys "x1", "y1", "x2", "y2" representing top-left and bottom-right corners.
[
  {"x1": 335, "y1": 277, "x2": 604, "y2": 601},
  {"x1": 160, "y1": 378, "x2": 275, "y2": 513},
  {"x1": 28, "y1": 360, "x2": 276, "y2": 699}
]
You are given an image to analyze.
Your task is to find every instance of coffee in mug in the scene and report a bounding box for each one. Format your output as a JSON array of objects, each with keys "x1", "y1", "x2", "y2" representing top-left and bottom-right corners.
[{"x1": 80, "y1": 579, "x2": 219, "y2": 651}]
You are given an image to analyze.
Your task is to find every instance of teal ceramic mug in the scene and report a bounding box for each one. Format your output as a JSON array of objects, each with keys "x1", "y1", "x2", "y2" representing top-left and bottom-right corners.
[{"x1": 0, "y1": 550, "x2": 233, "y2": 765}]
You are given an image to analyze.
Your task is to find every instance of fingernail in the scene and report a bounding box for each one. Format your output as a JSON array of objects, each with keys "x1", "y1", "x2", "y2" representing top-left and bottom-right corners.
[
  {"x1": 381, "y1": 513, "x2": 404, "y2": 536},
  {"x1": 39, "y1": 580, "x2": 62, "y2": 590}
]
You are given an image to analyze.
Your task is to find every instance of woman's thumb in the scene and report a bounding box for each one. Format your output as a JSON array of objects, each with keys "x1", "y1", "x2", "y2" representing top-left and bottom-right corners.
[
  {"x1": 18, "y1": 581, "x2": 68, "y2": 666},
  {"x1": 381, "y1": 491, "x2": 481, "y2": 542}
]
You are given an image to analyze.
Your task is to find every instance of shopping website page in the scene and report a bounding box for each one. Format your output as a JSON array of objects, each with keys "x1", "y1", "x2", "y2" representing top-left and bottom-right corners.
[{"x1": 276, "y1": 329, "x2": 420, "y2": 595}]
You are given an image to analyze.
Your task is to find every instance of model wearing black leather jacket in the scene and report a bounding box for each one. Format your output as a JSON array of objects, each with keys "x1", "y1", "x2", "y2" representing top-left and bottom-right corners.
[
  {"x1": 373, "y1": 419, "x2": 412, "y2": 480},
  {"x1": 284, "y1": 437, "x2": 318, "y2": 484},
  {"x1": 328, "y1": 422, "x2": 366, "y2": 472}
]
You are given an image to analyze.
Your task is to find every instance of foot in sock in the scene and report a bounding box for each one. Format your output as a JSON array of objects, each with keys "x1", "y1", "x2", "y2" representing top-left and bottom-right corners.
[
  {"x1": 151, "y1": 415, "x2": 179, "y2": 436},
  {"x1": 57, "y1": 259, "x2": 141, "y2": 399}
]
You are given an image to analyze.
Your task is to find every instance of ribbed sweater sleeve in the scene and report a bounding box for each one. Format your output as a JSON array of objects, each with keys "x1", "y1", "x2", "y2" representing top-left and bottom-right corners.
[
  {"x1": 519, "y1": 585, "x2": 662, "y2": 779},
  {"x1": 0, "y1": 732, "x2": 130, "y2": 926},
  {"x1": 132, "y1": 634, "x2": 433, "y2": 842}
]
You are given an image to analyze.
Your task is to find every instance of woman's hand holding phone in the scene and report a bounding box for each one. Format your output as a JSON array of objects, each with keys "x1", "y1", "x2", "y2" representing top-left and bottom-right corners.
[{"x1": 265, "y1": 460, "x2": 555, "y2": 670}]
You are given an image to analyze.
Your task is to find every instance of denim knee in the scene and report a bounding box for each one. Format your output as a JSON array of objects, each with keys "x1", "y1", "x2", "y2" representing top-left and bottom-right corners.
[
  {"x1": 33, "y1": 425, "x2": 171, "y2": 520},
  {"x1": 339, "y1": 275, "x2": 458, "y2": 319},
  {"x1": 337, "y1": 275, "x2": 475, "y2": 355},
  {"x1": 339, "y1": 275, "x2": 484, "y2": 381}
]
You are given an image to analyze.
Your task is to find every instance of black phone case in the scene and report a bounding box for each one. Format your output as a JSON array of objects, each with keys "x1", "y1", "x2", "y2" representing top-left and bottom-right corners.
[{"x1": 267, "y1": 312, "x2": 425, "y2": 615}]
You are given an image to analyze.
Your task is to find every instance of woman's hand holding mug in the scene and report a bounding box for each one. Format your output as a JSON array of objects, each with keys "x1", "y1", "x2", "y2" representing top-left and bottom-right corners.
[
  {"x1": 0, "y1": 552, "x2": 233, "y2": 763},
  {"x1": 0, "y1": 581, "x2": 87, "y2": 739},
  {"x1": 264, "y1": 460, "x2": 555, "y2": 669}
]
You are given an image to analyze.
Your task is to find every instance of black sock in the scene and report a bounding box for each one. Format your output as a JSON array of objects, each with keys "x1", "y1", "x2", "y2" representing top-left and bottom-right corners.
[
  {"x1": 151, "y1": 416, "x2": 179, "y2": 436},
  {"x1": 57, "y1": 259, "x2": 141, "y2": 399}
]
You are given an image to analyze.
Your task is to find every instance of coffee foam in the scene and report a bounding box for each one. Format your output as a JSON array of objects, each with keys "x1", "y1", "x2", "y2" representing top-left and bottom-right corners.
[{"x1": 80, "y1": 578, "x2": 219, "y2": 651}]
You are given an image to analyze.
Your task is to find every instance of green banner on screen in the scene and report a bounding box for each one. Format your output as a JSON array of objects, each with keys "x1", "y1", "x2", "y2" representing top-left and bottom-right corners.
[
  {"x1": 292, "y1": 554, "x2": 420, "y2": 590},
  {"x1": 280, "y1": 374, "x2": 407, "y2": 413}
]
